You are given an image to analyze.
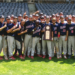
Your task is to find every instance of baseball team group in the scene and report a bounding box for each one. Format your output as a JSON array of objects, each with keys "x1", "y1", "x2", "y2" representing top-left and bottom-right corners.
[{"x1": 0, "y1": 11, "x2": 74, "y2": 60}]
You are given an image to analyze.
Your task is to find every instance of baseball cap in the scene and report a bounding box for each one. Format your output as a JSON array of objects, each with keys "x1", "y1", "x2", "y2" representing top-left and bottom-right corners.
[
  {"x1": 46, "y1": 16, "x2": 50, "y2": 19},
  {"x1": 21, "y1": 19, "x2": 25, "y2": 22},
  {"x1": 1, "y1": 15, "x2": 4, "y2": 18},
  {"x1": 56, "y1": 15, "x2": 60, "y2": 17},
  {"x1": 68, "y1": 18, "x2": 71, "y2": 20},
  {"x1": 36, "y1": 20, "x2": 39, "y2": 23},
  {"x1": 14, "y1": 16, "x2": 18, "y2": 19},
  {"x1": 60, "y1": 16, "x2": 64, "y2": 19},
  {"x1": 11, "y1": 14, "x2": 14, "y2": 17},
  {"x1": 40, "y1": 13, "x2": 43, "y2": 15},
  {"x1": 40, "y1": 16, "x2": 44, "y2": 19},
  {"x1": 66, "y1": 15, "x2": 68, "y2": 17},
  {"x1": 6, "y1": 16, "x2": 11, "y2": 19},
  {"x1": 24, "y1": 15, "x2": 28, "y2": 17},
  {"x1": 29, "y1": 15, "x2": 33, "y2": 18},
  {"x1": 52, "y1": 18, "x2": 56, "y2": 20},
  {"x1": 72, "y1": 15, "x2": 75, "y2": 17},
  {"x1": 52, "y1": 14, "x2": 55, "y2": 17},
  {"x1": 60, "y1": 12, "x2": 63, "y2": 14},
  {"x1": 33, "y1": 14, "x2": 35, "y2": 16},
  {"x1": 36, "y1": 14, "x2": 39, "y2": 17},
  {"x1": 18, "y1": 14, "x2": 22, "y2": 17}
]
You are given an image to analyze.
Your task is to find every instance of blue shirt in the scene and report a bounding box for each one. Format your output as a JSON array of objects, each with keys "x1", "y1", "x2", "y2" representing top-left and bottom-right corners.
[
  {"x1": 0, "y1": 22, "x2": 5, "y2": 35},
  {"x1": 25, "y1": 21, "x2": 34, "y2": 35},
  {"x1": 32, "y1": 26, "x2": 41, "y2": 37},
  {"x1": 7, "y1": 23, "x2": 15, "y2": 36},
  {"x1": 51, "y1": 23, "x2": 59, "y2": 37},
  {"x1": 15, "y1": 25, "x2": 25, "y2": 41},
  {"x1": 58, "y1": 23, "x2": 67, "y2": 35},
  {"x1": 66, "y1": 23, "x2": 75, "y2": 36}
]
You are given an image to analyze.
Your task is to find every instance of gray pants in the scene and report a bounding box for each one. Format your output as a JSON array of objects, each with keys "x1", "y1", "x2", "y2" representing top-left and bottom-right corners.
[
  {"x1": 0, "y1": 35, "x2": 3, "y2": 55},
  {"x1": 31, "y1": 37, "x2": 41, "y2": 56},
  {"x1": 7, "y1": 36, "x2": 15, "y2": 57},
  {"x1": 3, "y1": 36, "x2": 8, "y2": 57},
  {"x1": 68, "y1": 36, "x2": 74, "y2": 55},
  {"x1": 59, "y1": 36, "x2": 67, "y2": 55},
  {"x1": 51, "y1": 37, "x2": 59, "y2": 56},
  {"x1": 15, "y1": 40, "x2": 21, "y2": 49},
  {"x1": 42, "y1": 34, "x2": 52, "y2": 57},
  {"x1": 24, "y1": 34, "x2": 32, "y2": 56}
]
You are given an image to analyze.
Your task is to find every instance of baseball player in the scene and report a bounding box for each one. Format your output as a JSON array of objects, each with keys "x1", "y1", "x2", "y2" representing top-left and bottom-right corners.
[
  {"x1": 51, "y1": 18, "x2": 59, "y2": 58},
  {"x1": 24, "y1": 15, "x2": 34, "y2": 58},
  {"x1": 41, "y1": 16, "x2": 54, "y2": 60},
  {"x1": 66, "y1": 18, "x2": 75, "y2": 58},
  {"x1": 58, "y1": 16, "x2": 67, "y2": 59},
  {"x1": 6, "y1": 16, "x2": 19, "y2": 60},
  {"x1": 0, "y1": 15, "x2": 7, "y2": 60},
  {"x1": 14, "y1": 18, "x2": 27, "y2": 59},
  {"x1": 31, "y1": 20, "x2": 42, "y2": 59}
]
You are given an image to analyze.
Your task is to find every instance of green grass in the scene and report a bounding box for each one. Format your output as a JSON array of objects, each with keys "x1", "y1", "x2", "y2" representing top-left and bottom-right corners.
[{"x1": 0, "y1": 53, "x2": 75, "y2": 75}]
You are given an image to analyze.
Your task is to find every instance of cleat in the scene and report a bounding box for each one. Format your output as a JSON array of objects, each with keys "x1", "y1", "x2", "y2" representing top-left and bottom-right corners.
[
  {"x1": 64, "y1": 55, "x2": 67, "y2": 59},
  {"x1": 19, "y1": 55, "x2": 24, "y2": 59},
  {"x1": 42, "y1": 55, "x2": 45, "y2": 59},
  {"x1": 49, "y1": 57, "x2": 52, "y2": 60},
  {"x1": 37, "y1": 55, "x2": 42, "y2": 57},
  {"x1": 68, "y1": 55, "x2": 71, "y2": 59},
  {"x1": 57, "y1": 55, "x2": 60, "y2": 59},
  {"x1": 0, "y1": 57, "x2": 3, "y2": 60},
  {"x1": 4, "y1": 56, "x2": 8, "y2": 60},
  {"x1": 9, "y1": 56, "x2": 16, "y2": 60},
  {"x1": 13, "y1": 54, "x2": 18, "y2": 57},
  {"x1": 23, "y1": 55, "x2": 26, "y2": 58},
  {"x1": 28, "y1": 55, "x2": 31, "y2": 58},
  {"x1": 59, "y1": 55, "x2": 62, "y2": 58},
  {"x1": 31, "y1": 56, "x2": 34, "y2": 59}
]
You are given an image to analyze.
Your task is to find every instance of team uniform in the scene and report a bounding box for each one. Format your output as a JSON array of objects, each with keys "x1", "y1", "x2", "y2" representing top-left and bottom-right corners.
[
  {"x1": 51, "y1": 23, "x2": 59, "y2": 58},
  {"x1": 58, "y1": 22, "x2": 67, "y2": 58},
  {"x1": 31, "y1": 25, "x2": 41, "y2": 58},
  {"x1": 2, "y1": 23, "x2": 8, "y2": 59},
  {"x1": 66, "y1": 23, "x2": 75, "y2": 58},
  {"x1": 24, "y1": 20, "x2": 34, "y2": 57},
  {"x1": 0, "y1": 22, "x2": 7, "y2": 58},
  {"x1": 41, "y1": 22, "x2": 54, "y2": 59},
  {"x1": 7, "y1": 23, "x2": 16, "y2": 58}
]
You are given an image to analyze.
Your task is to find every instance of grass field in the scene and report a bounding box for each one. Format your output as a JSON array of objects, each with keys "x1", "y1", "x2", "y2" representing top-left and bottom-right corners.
[{"x1": 0, "y1": 53, "x2": 75, "y2": 75}]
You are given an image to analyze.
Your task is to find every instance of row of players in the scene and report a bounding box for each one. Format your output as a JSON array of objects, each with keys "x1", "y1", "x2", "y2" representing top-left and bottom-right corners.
[{"x1": 0, "y1": 11, "x2": 75, "y2": 60}]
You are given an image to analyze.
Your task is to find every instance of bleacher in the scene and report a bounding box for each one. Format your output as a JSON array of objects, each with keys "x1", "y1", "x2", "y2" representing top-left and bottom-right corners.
[
  {"x1": 0, "y1": 3, "x2": 29, "y2": 17},
  {"x1": 35, "y1": 3, "x2": 75, "y2": 16}
]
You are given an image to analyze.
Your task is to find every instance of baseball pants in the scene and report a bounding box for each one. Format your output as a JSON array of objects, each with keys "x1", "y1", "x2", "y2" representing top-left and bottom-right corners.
[
  {"x1": 51, "y1": 37, "x2": 59, "y2": 57},
  {"x1": 3, "y1": 36, "x2": 8, "y2": 58},
  {"x1": 0, "y1": 35, "x2": 3, "y2": 54},
  {"x1": 68, "y1": 36, "x2": 74, "y2": 56},
  {"x1": 42, "y1": 34, "x2": 52, "y2": 57},
  {"x1": 7, "y1": 36, "x2": 15, "y2": 57},
  {"x1": 31, "y1": 37, "x2": 41, "y2": 56},
  {"x1": 59, "y1": 35, "x2": 67, "y2": 55},
  {"x1": 24, "y1": 34, "x2": 32, "y2": 56}
]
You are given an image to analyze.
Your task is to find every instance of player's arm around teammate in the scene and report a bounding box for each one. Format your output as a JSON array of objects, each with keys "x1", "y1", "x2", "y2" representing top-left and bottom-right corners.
[{"x1": 6, "y1": 16, "x2": 19, "y2": 60}]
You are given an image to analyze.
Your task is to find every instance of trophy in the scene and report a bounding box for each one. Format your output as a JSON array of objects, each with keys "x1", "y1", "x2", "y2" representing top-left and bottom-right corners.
[{"x1": 44, "y1": 25, "x2": 52, "y2": 40}]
